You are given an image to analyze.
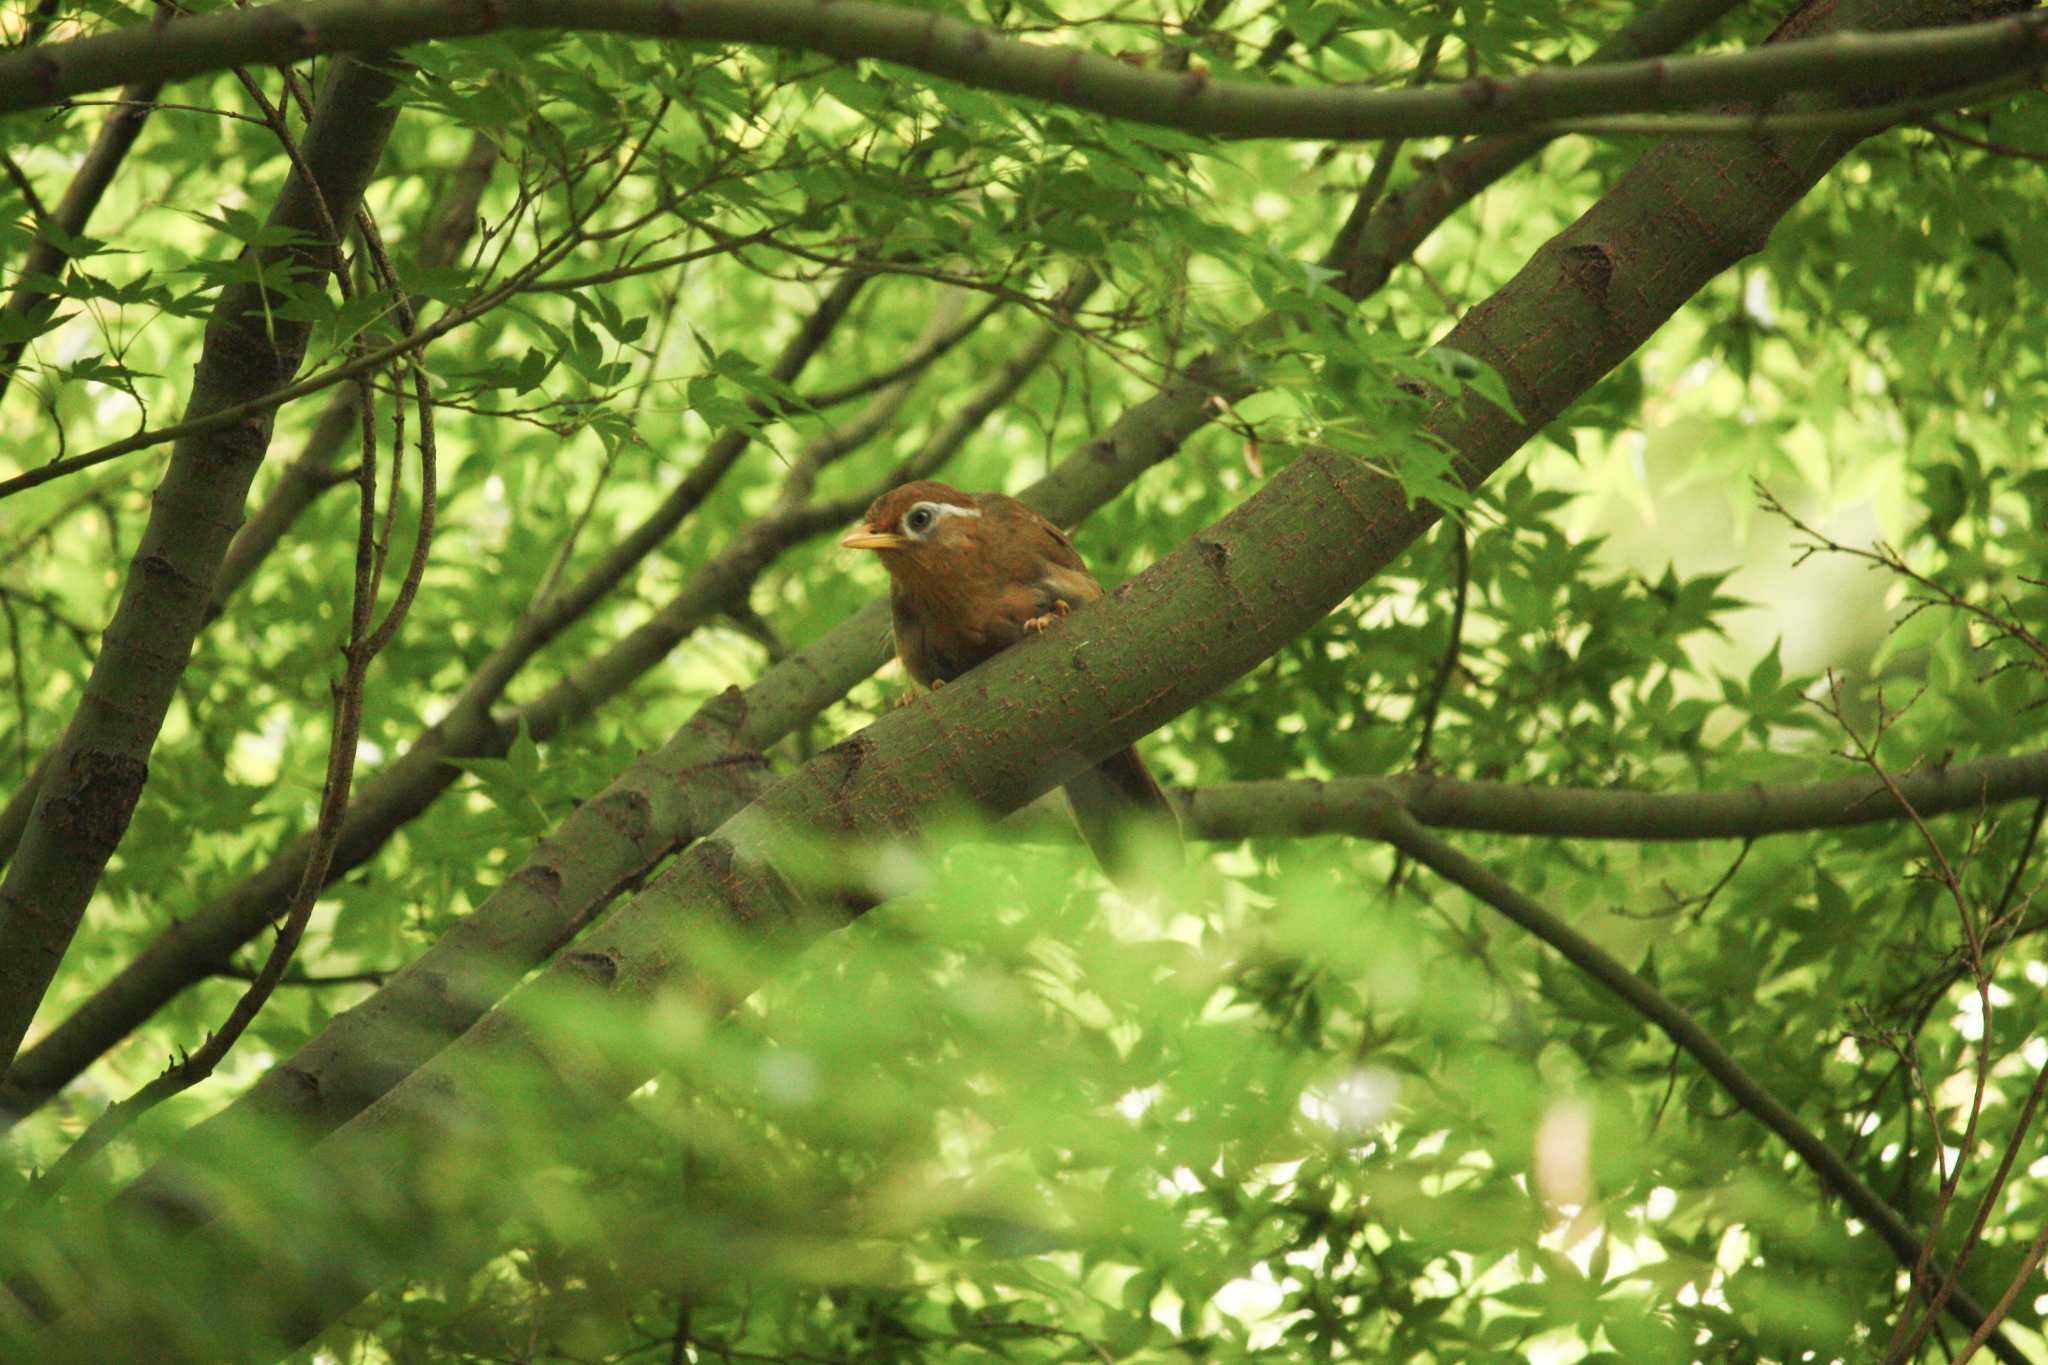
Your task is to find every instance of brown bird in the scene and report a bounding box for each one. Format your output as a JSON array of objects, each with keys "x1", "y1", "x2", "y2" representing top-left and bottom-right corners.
[{"x1": 841, "y1": 480, "x2": 1179, "y2": 876}]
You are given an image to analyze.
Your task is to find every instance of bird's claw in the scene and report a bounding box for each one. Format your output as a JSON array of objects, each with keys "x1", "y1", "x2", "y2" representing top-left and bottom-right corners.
[
  {"x1": 895, "y1": 677, "x2": 943, "y2": 708},
  {"x1": 1023, "y1": 600, "x2": 1071, "y2": 633}
]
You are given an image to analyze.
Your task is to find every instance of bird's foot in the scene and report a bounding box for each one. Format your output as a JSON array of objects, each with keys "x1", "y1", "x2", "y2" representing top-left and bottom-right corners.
[
  {"x1": 1023, "y1": 600, "x2": 1071, "y2": 633},
  {"x1": 894, "y1": 678, "x2": 942, "y2": 708}
]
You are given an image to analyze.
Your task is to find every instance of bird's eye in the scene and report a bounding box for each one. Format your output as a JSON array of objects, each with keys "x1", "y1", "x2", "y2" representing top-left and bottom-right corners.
[{"x1": 905, "y1": 506, "x2": 935, "y2": 534}]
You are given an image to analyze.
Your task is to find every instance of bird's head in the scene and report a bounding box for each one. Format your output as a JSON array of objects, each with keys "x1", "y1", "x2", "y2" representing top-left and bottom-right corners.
[{"x1": 841, "y1": 481, "x2": 985, "y2": 570}]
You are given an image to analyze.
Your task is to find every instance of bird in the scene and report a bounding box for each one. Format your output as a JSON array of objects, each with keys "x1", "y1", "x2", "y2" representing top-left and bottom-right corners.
[{"x1": 841, "y1": 480, "x2": 1179, "y2": 877}]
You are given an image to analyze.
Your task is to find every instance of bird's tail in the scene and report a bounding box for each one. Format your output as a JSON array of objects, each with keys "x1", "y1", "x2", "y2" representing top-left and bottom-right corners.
[{"x1": 1063, "y1": 745, "x2": 1180, "y2": 883}]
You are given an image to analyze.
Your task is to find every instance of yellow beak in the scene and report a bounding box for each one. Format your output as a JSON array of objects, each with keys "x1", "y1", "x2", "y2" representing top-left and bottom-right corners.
[{"x1": 841, "y1": 528, "x2": 911, "y2": 551}]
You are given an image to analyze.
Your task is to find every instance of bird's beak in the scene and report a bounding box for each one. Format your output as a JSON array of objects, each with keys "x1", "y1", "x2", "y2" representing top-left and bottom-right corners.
[{"x1": 840, "y1": 527, "x2": 910, "y2": 551}]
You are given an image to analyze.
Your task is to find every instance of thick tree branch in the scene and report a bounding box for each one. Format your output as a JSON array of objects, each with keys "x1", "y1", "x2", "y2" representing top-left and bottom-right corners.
[
  {"x1": 0, "y1": 56, "x2": 406, "y2": 1081},
  {"x1": 1, "y1": 0, "x2": 2044, "y2": 135}
]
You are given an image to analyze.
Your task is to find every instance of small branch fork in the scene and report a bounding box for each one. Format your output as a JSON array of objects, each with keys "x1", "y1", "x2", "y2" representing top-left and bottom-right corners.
[{"x1": 1760, "y1": 481, "x2": 2048, "y2": 681}]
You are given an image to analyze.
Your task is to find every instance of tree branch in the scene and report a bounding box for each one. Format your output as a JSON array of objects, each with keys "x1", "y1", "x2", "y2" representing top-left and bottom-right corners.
[
  {"x1": 1, "y1": 0, "x2": 2043, "y2": 136},
  {"x1": 1164, "y1": 751, "x2": 2048, "y2": 843},
  {"x1": 796, "y1": 294, "x2": 1005, "y2": 412}
]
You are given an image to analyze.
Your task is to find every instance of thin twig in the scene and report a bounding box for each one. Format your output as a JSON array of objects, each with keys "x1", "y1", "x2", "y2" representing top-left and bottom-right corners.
[
  {"x1": 1387, "y1": 517, "x2": 1468, "y2": 893},
  {"x1": 1917, "y1": 117, "x2": 2048, "y2": 164},
  {"x1": 1822, "y1": 671, "x2": 1996, "y2": 1365},
  {"x1": 0, "y1": 151, "x2": 49, "y2": 223},
  {"x1": 1326, "y1": 6, "x2": 1450, "y2": 286},
  {"x1": 1902, "y1": 1060, "x2": 2048, "y2": 1362},
  {"x1": 1953, "y1": 1219, "x2": 2048, "y2": 1364},
  {"x1": 1763, "y1": 483, "x2": 2048, "y2": 674},
  {"x1": 1411, "y1": 519, "x2": 1468, "y2": 770},
  {"x1": 1362, "y1": 791, "x2": 2028, "y2": 1364},
  {"x1": 211, "y1": 965, "x2": 389, "y2": 988},
  {"x1": 0, "y1": 220, "x2": 793, "y2": 503}
]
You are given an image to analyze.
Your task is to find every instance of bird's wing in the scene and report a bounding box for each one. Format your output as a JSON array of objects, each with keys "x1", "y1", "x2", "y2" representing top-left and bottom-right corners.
[
  {"x1": 1029, "y1": 513, "x2": 1087, "y2": 571},
  {"x1": 1012, "y1": 499, "x2": 1103, "y2": 605},
  {"x1": 1034, "y1": 555, "x2": 1102, "y2": 608}
]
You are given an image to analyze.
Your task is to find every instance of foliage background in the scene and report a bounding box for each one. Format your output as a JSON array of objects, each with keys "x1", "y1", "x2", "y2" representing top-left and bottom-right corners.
[{"x1": 2, "y1": 0, "x2": 2047, "y2": 1361}]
